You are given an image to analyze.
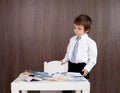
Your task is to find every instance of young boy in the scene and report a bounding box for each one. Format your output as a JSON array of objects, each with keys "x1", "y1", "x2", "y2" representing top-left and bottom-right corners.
[{"x1": 61, "y1": 14, "x2": 97, "y2": 79}]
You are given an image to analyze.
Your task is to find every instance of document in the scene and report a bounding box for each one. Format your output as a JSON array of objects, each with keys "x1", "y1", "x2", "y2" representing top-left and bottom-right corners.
[
  {"x1": 65, "y1": 72, "x2": 83, "y2": 77},
  {"x1": 48, "y1": 72, "x2": 83, "y2": 77},
  {"x1": 25, "y1": 76, "x2": 42, "y2": 82}
]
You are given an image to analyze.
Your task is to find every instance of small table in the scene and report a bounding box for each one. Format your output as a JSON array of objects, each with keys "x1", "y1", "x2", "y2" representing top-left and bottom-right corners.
[{"x1": 11, "y1": 77, "x2": 90, "y2": 93}]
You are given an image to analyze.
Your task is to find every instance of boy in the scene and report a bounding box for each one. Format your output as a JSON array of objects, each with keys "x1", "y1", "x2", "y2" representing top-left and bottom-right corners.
[{"x1": 61, "y1": 14, "x2": 97, "y2": 79}]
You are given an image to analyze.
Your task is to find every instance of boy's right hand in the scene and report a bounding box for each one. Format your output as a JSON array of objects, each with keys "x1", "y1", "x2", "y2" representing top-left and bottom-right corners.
[{"x1": 60, "y1": 60, "x2": 64, "y2": 65}]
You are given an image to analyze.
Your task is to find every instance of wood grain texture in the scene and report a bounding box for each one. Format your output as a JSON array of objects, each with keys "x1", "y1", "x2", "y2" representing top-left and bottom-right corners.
[{"x1": 0, "y1": 0, "x2": 120, "y2": 93}]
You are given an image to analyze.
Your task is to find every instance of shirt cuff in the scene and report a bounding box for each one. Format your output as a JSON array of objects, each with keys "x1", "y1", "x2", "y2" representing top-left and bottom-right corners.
[
  {"x1": 62, "y1": 59, "x2": 68, "y2": 64},
  {"x1": 84, "y1": 66, "x2": 91, "y2": 72}
]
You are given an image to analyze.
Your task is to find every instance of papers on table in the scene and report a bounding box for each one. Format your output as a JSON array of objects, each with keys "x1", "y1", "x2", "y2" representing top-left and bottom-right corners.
[
  {"x1": 65, "y1": 72, "x2": 82, "y2": 77},
  {"x1": 48, "y1": 72, "x2": 87, "y2": 81},
  {"x1": 49, "y1": 72, "x2": 83, "y2": 77},
  {"x1": 19, "y1": 70, "x2": 87, "y2": 82},
  {"x1": 25, "y1": 77, "x2": 42, "y2": 82}
]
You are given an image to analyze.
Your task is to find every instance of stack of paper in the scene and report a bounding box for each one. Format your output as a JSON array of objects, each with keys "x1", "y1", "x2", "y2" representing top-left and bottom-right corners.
[{"x1": 25, "y1": 76, "x2": 42, "y2": 82}]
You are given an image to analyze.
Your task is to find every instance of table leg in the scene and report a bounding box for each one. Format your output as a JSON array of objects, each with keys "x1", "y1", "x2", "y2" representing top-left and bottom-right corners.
[
  {"x1": 11, "y1": 89, "x2": 19, "y2": 93},
  {"x1": 82, "y1": 89, "x2": 90, "y2": 93},
  {"x1": 21, "y1": 90, "x2": 27, "y2": 93},
  {"x1": 75, "y1": 90, "x2": 82, "y2": 93}
]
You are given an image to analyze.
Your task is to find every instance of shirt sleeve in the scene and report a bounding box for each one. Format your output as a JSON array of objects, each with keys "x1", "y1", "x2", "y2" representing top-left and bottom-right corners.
[
  {"x1": 84, "y1": 40, "x2": 98, "y2": 72},
  {"x1": 62, "y1": 40, "x2": 71, "y2": 64}
]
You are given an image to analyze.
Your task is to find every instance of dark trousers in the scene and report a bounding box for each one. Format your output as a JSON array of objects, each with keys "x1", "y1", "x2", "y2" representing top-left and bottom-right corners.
[
  {"x1": 63, "y1": 61, "x2": 89, "y2": 93},
  {"x1": 68, "y1": 61, "x2": 89, "y2": 79}
]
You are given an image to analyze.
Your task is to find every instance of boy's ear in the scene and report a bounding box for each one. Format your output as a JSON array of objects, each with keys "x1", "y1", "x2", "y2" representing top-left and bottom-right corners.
[
  {"x1": 85, "y1": 30, "x2": 90, "y2": 34},
  {"x1": 86, "y1": 30, "x2": 89, "y2": 33}
]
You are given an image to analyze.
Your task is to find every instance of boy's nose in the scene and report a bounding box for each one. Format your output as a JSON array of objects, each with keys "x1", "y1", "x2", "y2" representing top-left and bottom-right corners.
[{"x1": 75, "y1": 29, "x2": 79, "y2": 32}]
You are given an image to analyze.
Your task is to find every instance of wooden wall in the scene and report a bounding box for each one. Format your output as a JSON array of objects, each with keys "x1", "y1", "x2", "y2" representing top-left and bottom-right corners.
[{"x1": 0, "y1": 0, "x2": 120, "y2": 93}]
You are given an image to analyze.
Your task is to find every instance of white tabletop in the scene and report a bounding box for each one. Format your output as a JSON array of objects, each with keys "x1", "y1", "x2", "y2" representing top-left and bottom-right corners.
[{"x1": 11, "y1": 77, "x2": 90, "y2": 91}]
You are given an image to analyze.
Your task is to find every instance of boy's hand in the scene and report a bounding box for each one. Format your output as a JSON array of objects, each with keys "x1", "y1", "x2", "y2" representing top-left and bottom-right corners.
[
  {"x1": 60, "y1": 60, "x2": 64, "y2": 65},
  {"x1": 82, "y1": 68, "x2": 88, "y2": 76}
]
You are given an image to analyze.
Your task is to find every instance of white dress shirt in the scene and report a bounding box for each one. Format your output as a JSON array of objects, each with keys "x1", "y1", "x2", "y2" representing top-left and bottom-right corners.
[{"x1": 63, "y1": 34, "x2": 97, "y2": 72}]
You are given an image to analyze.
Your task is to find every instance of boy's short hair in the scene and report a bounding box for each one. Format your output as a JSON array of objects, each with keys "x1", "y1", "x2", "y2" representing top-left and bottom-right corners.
[{"x1": 74, "y1": 14, "x2": 92, "y2": 32}]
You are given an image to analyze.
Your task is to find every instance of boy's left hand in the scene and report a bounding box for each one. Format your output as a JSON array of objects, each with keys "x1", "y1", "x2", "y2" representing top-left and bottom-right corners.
[{"x1": 82, "y1": 68, "x2": 88, "y2": 76}]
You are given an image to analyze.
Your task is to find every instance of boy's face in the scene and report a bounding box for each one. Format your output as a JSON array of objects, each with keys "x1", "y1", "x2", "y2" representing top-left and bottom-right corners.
[{"x1": 74, "y1": 24, "x2": 88, "y2": 36}]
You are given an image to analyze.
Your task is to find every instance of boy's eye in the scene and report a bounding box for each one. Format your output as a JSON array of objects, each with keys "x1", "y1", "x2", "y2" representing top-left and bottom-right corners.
[
  {"x1": 78, "y1": 27, "x2": 81, "y2": 30},
  {"x1": 78, "y1": 28, "x2": 81, "y2": 30},
  {"x1": 74, "y1": 26, "x2": 81, "y2": 30}
]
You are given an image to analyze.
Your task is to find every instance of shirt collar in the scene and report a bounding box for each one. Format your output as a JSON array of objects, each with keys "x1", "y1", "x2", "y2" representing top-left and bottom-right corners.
[
  {"x1": 80, "y1": 34, "x2": 88, "y2": 39},
  {"x1": 75, "y1": 34, "x2": 88, "y2": 39}
]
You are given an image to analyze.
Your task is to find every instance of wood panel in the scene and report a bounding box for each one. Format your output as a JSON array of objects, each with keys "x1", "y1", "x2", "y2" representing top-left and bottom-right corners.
[{"x1": 0, "y1": 0, "x2": 120, "y2": 93}]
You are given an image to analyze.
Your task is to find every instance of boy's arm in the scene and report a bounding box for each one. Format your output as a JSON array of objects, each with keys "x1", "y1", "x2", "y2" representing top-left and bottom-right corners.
[
  {"x1": 84, "y1": 41, "x2": 98, "y2": 72},
  {"x1": 62, "y1": 40, "x2": 71, "y2": 64},
  {"x1": 62, "y1": 52, "x2": 69, "y2": 64}
]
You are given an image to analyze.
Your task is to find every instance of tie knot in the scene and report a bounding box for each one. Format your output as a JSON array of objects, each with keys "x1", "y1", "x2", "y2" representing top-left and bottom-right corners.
[{"x1": 76, "y1": 36, "x2": 81, "y2": 41}]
